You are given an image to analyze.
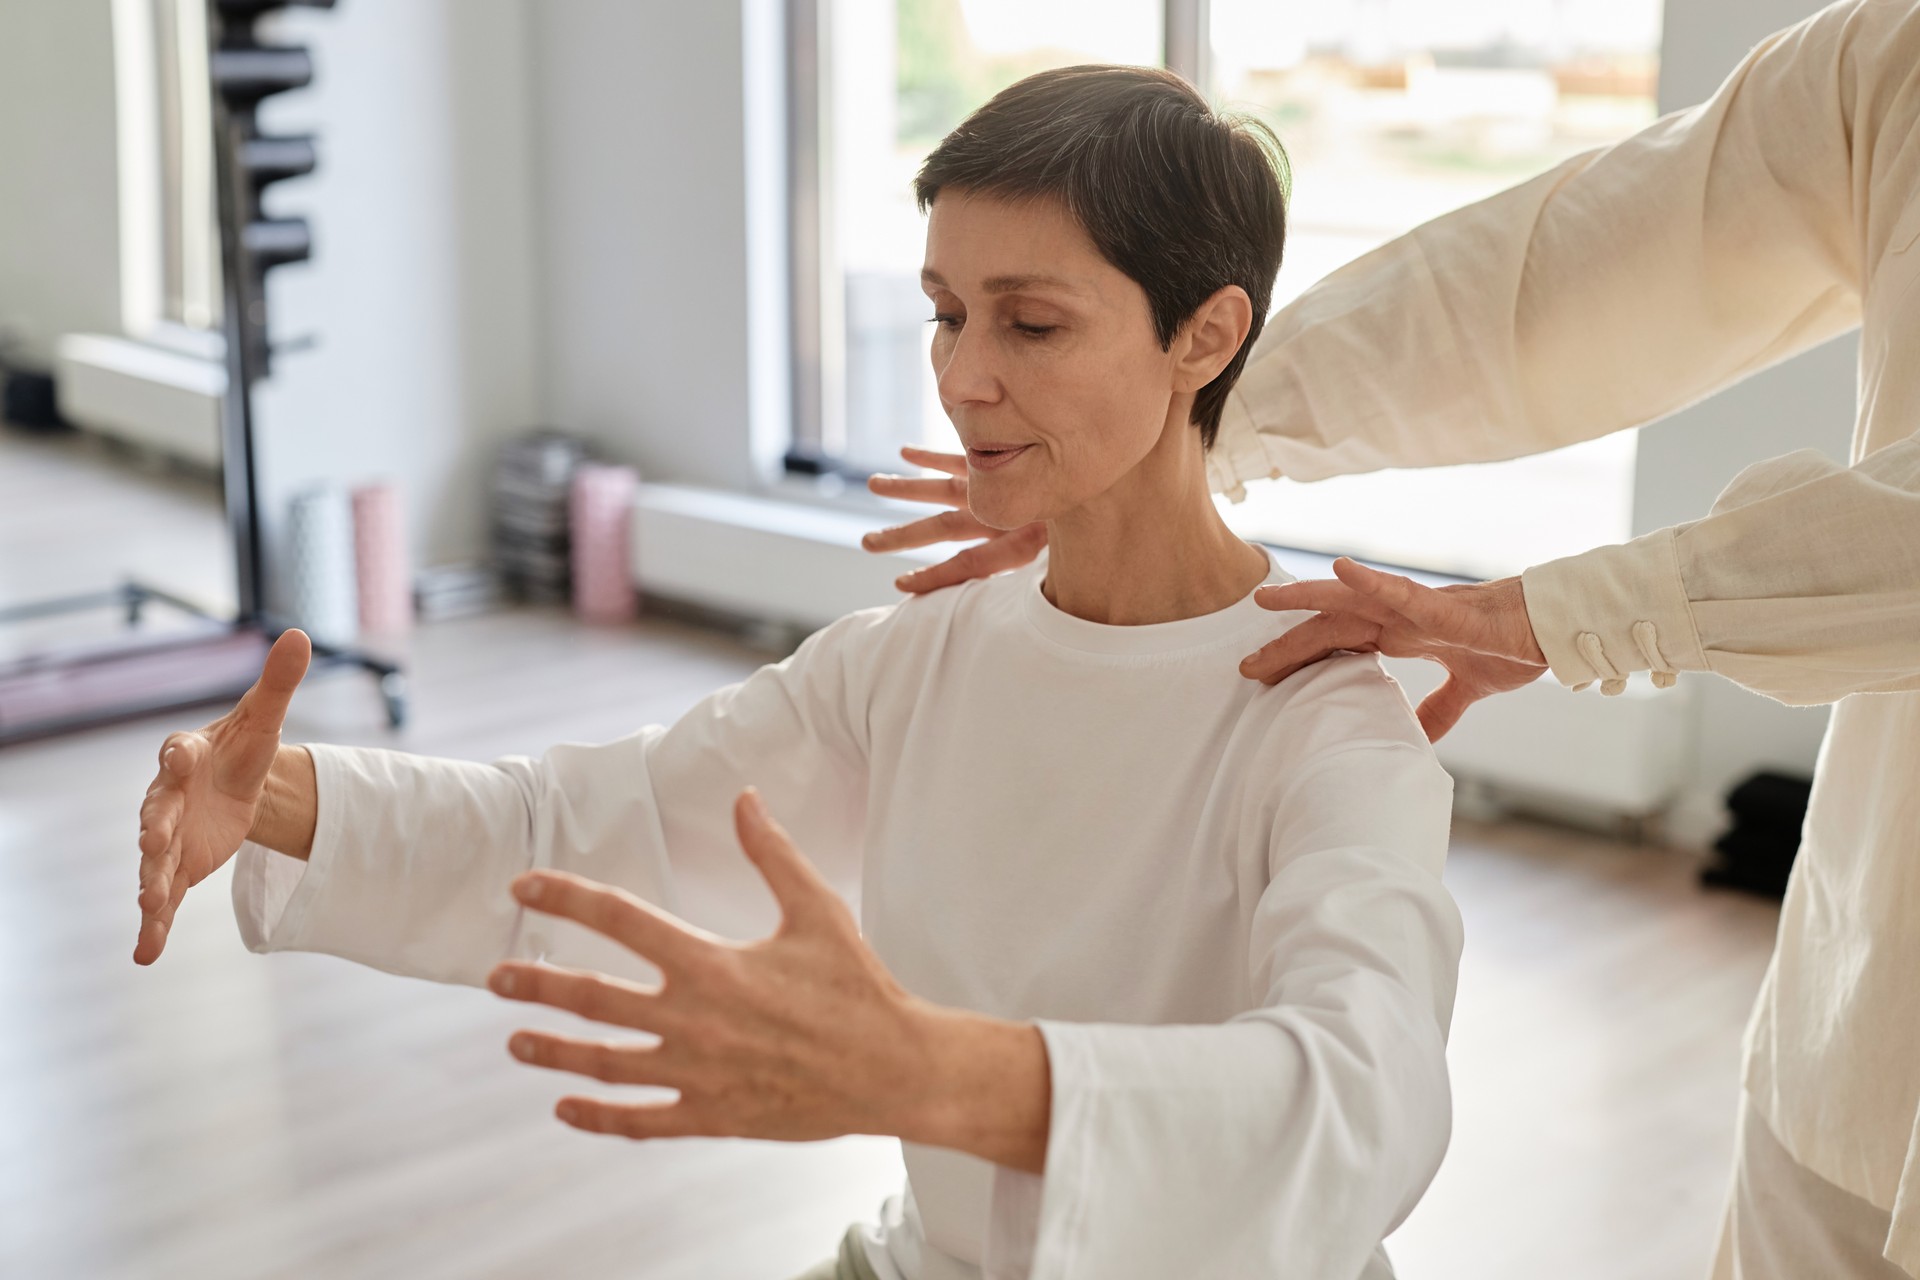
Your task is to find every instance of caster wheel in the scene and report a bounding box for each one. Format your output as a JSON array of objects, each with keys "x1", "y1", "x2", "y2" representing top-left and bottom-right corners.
[{"x1": 379, "y1": 671, "x2": 408, "y2": 728}]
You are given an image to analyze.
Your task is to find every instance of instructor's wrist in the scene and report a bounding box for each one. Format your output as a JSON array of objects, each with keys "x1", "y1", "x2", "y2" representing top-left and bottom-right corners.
[
  {"x1": 249, "y1": 743, "x2": 318, "y2": 860},
  {"x1": 1492, "y1": 575, "x2": 1548, "y2": 666}
]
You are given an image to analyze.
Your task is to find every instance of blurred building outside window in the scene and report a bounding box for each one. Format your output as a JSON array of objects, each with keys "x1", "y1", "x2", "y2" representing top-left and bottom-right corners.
[{"x1": 798, "y1": 0, "x2": 1665, "y2": 579}]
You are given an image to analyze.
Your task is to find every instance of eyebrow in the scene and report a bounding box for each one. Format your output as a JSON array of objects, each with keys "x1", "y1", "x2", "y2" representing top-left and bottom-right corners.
[{"x1": 920, "y1": 268, "x2": 1087, "y2": 296}]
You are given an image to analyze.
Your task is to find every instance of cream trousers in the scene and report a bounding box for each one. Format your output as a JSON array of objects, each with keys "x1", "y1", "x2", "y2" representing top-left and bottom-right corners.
[{"x1": 1713, "y1": 1096, "x2": 1911, "y2": 1280}]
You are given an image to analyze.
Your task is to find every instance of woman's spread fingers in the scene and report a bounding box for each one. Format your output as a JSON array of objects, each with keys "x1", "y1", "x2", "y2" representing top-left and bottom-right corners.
[
  {"x1": 158, "y1": 731, "x2": 205, "y2": 780},
  {"x1": 238, "y1": 629, "x2": 312, "y2": 728},
  {"x1": 138, "y1": 788, "x2": 179, "y2": 859},
  {"x1": 1239, "y1": 614, "x2": 1381, "y2": 685},
  {"x1": 894, "y1": 525, "x2": 1045, "y2": 594},
  {"x1": 488, "y1": 961, "x2": 667, "y2": 1031},
  {"x1": 155, "y1": 858, "x2": 193, "y2": 932},
  {"x1": 554, "y1": 1096, "x2": 707, "y2": 1140},
  {"x1": 138, "y1": 812, "x2": 184, "y2": 915},
  {"x1": 733, "y1": 789, "x2": 834, "y2": 922},
  {"x1": 861, "y1": 509, "x2": 991, "y2": 554},
  {"x1": 864, "y1": 473, "x2": 967, "y2": 508},
  {"x1": 895, "y1": 553, "x2": 981, "y2": 594},
  {"x1": 510, "y1": 870, "x2": 717, "y2": 971},
  {"x1": 897, "y1": 446, "x2": 968, "y2": 477},
  {"x1": 133, "y1": 914, "x2": 168, "y2": 965},
  {"x1": 506, "y1": 1030, "x2": 677, "y2": 1087}
]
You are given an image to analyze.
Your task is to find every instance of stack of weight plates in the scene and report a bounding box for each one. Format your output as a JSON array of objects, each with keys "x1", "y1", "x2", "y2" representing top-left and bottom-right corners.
[{"x1": 492, "y1": 429, "x2": 590, "y2": 605}]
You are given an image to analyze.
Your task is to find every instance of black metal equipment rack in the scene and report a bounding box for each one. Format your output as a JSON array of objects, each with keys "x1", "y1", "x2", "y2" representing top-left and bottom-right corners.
[{"x1": 0, "y1": 0, "x2": 405, "y2": 745}]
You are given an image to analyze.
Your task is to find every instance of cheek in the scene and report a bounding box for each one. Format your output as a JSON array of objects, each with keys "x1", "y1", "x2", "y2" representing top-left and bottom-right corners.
[
  {"x1": 965, "y1": 345, "x2": 1170, "y2": 526},
  {"x1": 1034, "y1": 345, "x2": 1170, "y2": 463}
]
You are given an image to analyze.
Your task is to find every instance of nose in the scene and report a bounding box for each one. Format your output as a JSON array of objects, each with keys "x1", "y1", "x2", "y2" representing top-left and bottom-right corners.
[{"x1": 933, "y1": 319, "x2": 1001, "y2": 412}]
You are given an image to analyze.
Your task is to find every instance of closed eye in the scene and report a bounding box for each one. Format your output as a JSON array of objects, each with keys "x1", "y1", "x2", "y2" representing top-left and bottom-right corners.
[{"x1": 925, "y1": 315, "x2": 1055, "y2": 338}]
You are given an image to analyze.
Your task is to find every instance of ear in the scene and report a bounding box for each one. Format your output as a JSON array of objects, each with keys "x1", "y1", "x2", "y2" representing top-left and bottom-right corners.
[{"x1": 1170, "y1": 285, "x2": 1254, "y2": 394}]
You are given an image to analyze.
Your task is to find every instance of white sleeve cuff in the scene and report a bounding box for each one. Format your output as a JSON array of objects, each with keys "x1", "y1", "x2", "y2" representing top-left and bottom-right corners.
[{"x1": 229, "y1": 741, "x2": 352, "y2": 953}]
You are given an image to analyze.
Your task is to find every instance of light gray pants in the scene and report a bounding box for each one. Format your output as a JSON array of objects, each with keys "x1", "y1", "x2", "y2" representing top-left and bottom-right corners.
[
  {"x1": 791, "y1": 1226, "x2": 883, "y2": 1280},
  {"x1": 1713, "y1": 1097, "x2": 1912, "y2": 1280}
]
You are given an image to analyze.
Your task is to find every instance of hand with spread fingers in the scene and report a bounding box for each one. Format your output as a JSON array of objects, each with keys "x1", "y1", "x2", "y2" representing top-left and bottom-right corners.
[
  {"x1": 489, "y1": 789, "x2": 1052, "y2": 1169},
  {"x1": 1241, "y1": 557, "x2": 1549, "y2": 741},
  {"x1": 863, "y1": 446, "x2": 1046, "y2": 594},
  {"x1": 134, "y1": 629, "x2": 314, "y2": 965}
]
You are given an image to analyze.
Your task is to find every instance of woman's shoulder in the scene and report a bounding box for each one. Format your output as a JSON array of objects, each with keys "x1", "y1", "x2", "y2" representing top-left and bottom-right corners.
[{"x1": 1247, "y1": 646, "x2": 1438, "y2": 766}]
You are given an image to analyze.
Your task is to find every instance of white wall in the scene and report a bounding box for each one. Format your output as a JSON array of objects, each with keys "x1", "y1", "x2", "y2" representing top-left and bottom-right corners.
[
  {"x1": 1637, "y1": 0, "x2": 1853, "y2": 842},
  {"x1": 528, "y1": 0, "x2": 778, "y2": 492},
  {"x1": 249, "y1": 0, "x2": 543, "y2": 579},
  {"x1": 0, "y1": 0, "x2": 122, "y2": 366}
]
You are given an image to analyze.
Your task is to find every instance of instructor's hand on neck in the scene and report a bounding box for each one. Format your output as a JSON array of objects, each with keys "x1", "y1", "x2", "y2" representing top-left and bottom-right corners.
[{"x1": 133, "y1": 629, "x2": 316, "y2": 965}]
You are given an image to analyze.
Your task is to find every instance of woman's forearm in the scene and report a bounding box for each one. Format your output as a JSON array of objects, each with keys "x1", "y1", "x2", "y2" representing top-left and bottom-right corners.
[
  {"x1": 904, "y1": 1005, "x2": 1052, "y2": 1174},
  {"x1": 248, "y1": 743, "x2": 318, "y2": 859}
]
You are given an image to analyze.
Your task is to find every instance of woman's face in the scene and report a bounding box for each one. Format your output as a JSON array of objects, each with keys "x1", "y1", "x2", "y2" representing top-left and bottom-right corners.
[{"x1": 921, "y1": 191, "x2": 1183, "y2": 531}]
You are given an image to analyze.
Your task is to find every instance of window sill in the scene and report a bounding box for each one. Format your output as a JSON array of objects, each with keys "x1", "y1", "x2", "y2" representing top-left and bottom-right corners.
[{"x1": 52, "y1": 333, "x2": 226, "y2": 468}]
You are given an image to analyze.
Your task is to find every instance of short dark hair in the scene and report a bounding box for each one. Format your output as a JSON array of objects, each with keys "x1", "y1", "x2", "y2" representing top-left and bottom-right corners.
[{"x1": 915, "y1": 65, "x2": 1289, "y2": 449}]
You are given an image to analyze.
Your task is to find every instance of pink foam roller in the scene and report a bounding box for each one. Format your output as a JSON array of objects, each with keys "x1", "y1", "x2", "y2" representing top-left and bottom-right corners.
[
  {"x1": 352, "y1": 482, "x2": 413, "y2": 636},
  {"x1": 570, "y1": 464, "x2": 638, "y2": 623}
]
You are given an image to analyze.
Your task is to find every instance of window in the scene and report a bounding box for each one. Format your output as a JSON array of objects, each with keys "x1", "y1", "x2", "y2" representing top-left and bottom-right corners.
[
  {"x1": 791, "y1": 1, "x2": 1662, "y2": 577},
  {"x1": 789, "y1": 0, "x2": 1163, "y2": 474},
  {"x1": 1204, "y1": 0, "x2": 1662, "y2": 577},
  {"x1": 111, "y1": 0, "x2": 222, "y2": 347}
]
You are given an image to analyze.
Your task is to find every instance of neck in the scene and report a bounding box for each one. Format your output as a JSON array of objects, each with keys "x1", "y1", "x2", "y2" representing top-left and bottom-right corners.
[{"x1": 1042, "y1": 420, "x2": 1271, "y2": 626}]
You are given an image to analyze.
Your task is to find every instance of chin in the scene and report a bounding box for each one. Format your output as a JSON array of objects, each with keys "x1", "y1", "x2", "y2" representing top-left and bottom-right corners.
[{"x1": 966, "y1": 475, "x2": 1051, "y2": 531}]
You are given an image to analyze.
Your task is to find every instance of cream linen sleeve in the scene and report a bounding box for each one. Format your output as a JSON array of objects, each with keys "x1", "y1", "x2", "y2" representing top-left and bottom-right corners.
[
  {"x1": 230, "y1": 607, "x2": 891, "y2": 987},
  {"x1": 1520, "y1": 433, "x2": 1920, "y2": 704},
  {"x1": 1209, "y1": 0, "x2": 1920, "y2": 498},
  {"x1": 985, "y1": 659, "x2": 1462, "y2": 1280}
]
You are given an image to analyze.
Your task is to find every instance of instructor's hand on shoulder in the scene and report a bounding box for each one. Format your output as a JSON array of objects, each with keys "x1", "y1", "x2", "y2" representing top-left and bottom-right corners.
[
  {"x1": 133, "y1": 629, "x2": 312, "y2": 965},
  {"x1": 863, "y1": 446, "x2": 1046, "y2": 593},
  {"x1": 1244, "y1": 558, "x2": 1548, "y2": 742}
]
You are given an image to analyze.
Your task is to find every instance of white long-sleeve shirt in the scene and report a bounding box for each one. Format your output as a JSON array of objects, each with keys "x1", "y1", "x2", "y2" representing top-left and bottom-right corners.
[
  {"x1": 232, "y1": 551, "x2": 1463, "y2": 1280},
  {"x1": 1213, "y1": 0, "x2": 1920, "y2": 1271}
]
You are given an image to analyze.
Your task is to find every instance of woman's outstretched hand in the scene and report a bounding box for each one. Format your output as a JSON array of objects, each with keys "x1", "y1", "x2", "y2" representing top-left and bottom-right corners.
[
  {"x1": 490, "y1": 789, "x2": 1052, "y2": 1171},
  {"x1": 1243, "y1": 558, "x2": 1549, "y2": 742},
  {"x1": 134, "y1": 628, "x2": 313, "y2": 965},
  {"x1": 863, "y1": 446, "x2": 1046, "y2": 593}
]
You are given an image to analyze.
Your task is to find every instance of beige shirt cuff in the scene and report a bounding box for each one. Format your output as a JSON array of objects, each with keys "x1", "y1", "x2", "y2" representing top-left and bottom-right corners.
[
  {"x1": 1520, "y1": 529, "x2": 1707, "y2": 694},
  {"x1": 1208, "y1": 386, "x2": 1286, "y2": 502}
]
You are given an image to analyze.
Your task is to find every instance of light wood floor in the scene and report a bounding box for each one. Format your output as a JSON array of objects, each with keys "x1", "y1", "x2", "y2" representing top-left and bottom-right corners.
[{"x1": 0, "y1": 428, "x2": 1782, "y2": 1279}]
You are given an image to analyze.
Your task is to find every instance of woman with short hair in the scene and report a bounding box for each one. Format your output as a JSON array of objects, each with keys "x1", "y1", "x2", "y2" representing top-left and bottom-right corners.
[{"x1": 135, "y1": 67, "x2": 1461, "y2": 1280}]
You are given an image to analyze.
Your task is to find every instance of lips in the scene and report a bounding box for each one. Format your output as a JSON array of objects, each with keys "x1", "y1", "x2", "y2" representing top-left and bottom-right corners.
[{"x1": 965, "y1": 443, "x2": 1033, "y2": 471}]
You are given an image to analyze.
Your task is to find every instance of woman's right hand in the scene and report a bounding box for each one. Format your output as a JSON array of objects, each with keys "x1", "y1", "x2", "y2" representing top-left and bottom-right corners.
[
  {"x1": 134, "y1": 629, "x2": 312, "y2": 965},
  {"x1": 863, "y1": 447, "x2": 1047, "y2": 592}
]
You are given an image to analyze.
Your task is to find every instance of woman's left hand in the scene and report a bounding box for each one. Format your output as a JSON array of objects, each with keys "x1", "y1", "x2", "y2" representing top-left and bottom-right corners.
[{"x1": 488, "y1": 790, "x2": 1050, "y2": 1167}]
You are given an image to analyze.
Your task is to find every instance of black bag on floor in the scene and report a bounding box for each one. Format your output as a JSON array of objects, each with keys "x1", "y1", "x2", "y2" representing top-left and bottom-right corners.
[{"x1": 1700, "y1": 771, "x2": 1813, "y2": 898}]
